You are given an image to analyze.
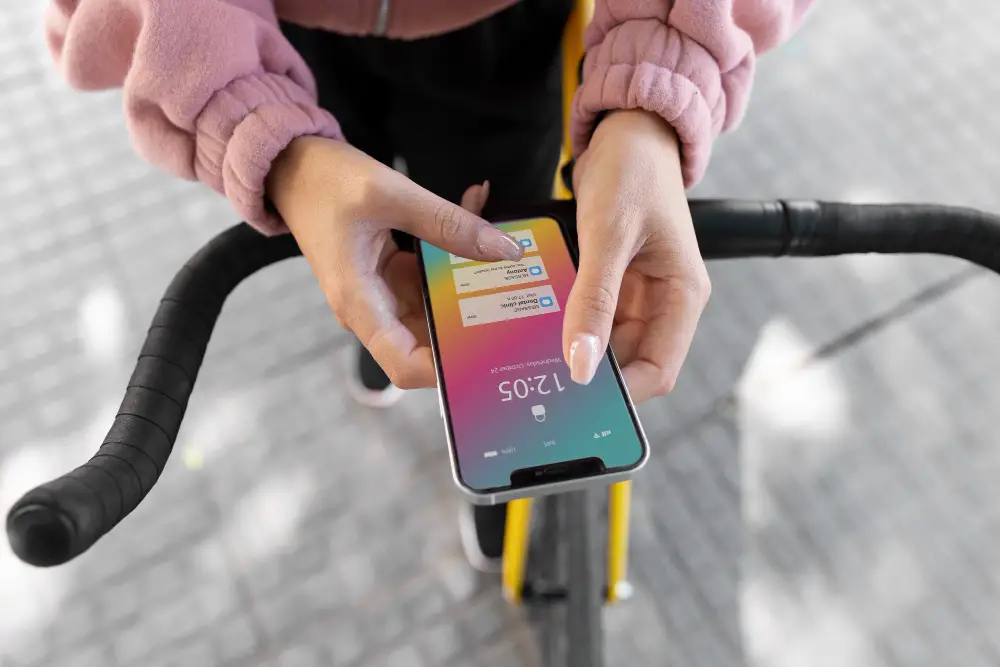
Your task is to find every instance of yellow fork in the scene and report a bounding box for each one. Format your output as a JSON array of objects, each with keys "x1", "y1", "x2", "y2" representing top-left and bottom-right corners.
[{"x1": 501, "y1": 497, "x2": 534, "y2": 603}]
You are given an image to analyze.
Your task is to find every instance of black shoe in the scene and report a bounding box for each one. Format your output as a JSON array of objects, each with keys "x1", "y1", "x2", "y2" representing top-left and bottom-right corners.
[
  {"x1": 458, "y1": 503, "x2": 507, "y2": 573},
  {"x1": 347, "y1": 342, "x2": 403, "y2": 408}
]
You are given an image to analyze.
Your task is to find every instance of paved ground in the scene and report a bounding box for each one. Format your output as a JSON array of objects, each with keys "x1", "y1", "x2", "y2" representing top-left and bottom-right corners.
[{"x1": 2, "y1": 1, "x2": 1000, "y2": 666}]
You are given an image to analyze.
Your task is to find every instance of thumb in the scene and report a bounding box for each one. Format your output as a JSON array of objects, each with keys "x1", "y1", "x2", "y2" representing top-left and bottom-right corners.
[
  {"x1": 390, "y1": 178, "x2": 522, "y2": 262},
  {"x1": 563, "y1": 220, "x2": 632, "y2": 385},
  {"x1": 459, "y1": 180, "x2": 490, "y2": 216}
]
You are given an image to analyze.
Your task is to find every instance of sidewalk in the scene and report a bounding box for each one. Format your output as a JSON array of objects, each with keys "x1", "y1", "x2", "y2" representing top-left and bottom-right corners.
[{"x1": 2, "y1": 2, "x2": 1000, "y2": 666}]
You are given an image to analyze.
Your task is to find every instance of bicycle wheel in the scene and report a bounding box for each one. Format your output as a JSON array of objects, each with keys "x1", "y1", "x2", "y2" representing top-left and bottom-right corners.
[
  {"x1": 526, "y1": 490, "x2": 604, "y2": 667},
  {"x1": 563, "y1": 489, "x2": 604, "y2": 666}
]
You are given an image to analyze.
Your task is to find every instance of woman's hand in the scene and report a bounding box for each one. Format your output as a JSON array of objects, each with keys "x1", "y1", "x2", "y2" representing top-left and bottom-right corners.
[
  {"x1": 566, "y1": 110, "x2": 711, "y2": 403},
  {"x1": 266, "y1": 136, "x2": 520, "y2": 389}
]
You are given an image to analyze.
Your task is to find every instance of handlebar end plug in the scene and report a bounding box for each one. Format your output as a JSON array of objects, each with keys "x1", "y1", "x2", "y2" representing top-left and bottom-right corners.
[{"x1": 6, "y1": 504, "x2": 76, "y2": 567}]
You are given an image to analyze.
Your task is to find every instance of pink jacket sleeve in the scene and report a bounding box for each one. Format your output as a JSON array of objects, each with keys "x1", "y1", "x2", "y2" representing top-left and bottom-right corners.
[
  {"x1": 572, "y1": 0, "x2": 815, "y2": 186},
  {"x1": 46, "y1": 0, "x2": 342, "y2": 234}
]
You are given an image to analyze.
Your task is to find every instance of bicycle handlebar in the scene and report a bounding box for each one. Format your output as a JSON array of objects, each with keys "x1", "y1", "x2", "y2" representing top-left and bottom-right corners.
[
  {"x1": 6, "y1": 229, "x2": 301, "y2": 566},
  {"x1": 7, "y1": 199, "x2": 1000, "y2": 566}
]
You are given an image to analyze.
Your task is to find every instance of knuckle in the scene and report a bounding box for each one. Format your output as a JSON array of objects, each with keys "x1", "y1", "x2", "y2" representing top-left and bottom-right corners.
[
  {"x1": 666, "y1": 265, "x2": 712, "y2": 309},
  {"x1": 688, "y1": 270, "x2": 712, "y2": 308},
  {"x1": 434, "y1": 203, "x2": 465, "y2": 244},
  {"x1": 580, "y1": 283, "x2": 617, "y2": 320}
]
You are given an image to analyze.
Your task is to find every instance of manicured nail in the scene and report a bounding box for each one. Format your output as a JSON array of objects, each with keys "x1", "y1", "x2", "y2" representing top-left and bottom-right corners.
[
  {"x1": 476, "y1": 227, "x2": 523, "y2": 261},
  {"x1": 569, "y1": 334, "x2": 602, "y2": 385}
]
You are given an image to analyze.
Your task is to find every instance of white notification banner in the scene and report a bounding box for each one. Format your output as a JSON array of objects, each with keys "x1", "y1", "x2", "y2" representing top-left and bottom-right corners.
[
  {"x1": 452, "y1": 255, "x2": 548, "y2": 295},
  {"x1": 458, "y1": 285, "x2": 560, "y2": 327},
  {"x1": 449, "y1": 230, "x2": 538, "y2": 265}
]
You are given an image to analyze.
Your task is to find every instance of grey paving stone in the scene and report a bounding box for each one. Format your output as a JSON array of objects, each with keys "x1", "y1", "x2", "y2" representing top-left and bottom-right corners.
[
  {"x1": 361, "y1": 606, "x2": 410, "y2": 649},
  {"x1": 417, "y1": 617, "x2": 468, "y2": 666},
  {"x1": 51, "y1": 644, "x2": 110, "y2": 667},
  {"x1": 209, "y1": 613, "x2": 260, "y2": 666},
  {"x1": 276, "y1": 644, "x2": 331, "y2": 667},
  {"x1": 471, "y1": 639, "x2": 529, "y2": 667},
  {"x1": 316, "y1": 621, "x2": 366, "y2": 667},
  {"x1": 254, "y1": 571, "x2": 347, "y2": 643},
  {"x1": 42, "y1": 596, "x2": 100, "y2": 654},
  {"x1": 380, "y1": 645, "x2": 423, "y2": 667},
  {"x1": 398, "y1": 578, "x2": 451, "y2": 626},
  {"x1": 880, "y1": 630, "x2": 934, "y2": 667},
  {"x1": 656, "y1": 588, "x2": 708, "y2": 639},
  {"x1": 1, "y1": 637, "x2": 48, "y2": 667},
  {"x1": 460, "y1": 595, "x2": 512, "y2": 648},
  {"x1": 140, "y1": 639, "x2": 216, "y2": 667},
  {"x1": 111, "y1": 579, "x2": 238, "y2": 665}
]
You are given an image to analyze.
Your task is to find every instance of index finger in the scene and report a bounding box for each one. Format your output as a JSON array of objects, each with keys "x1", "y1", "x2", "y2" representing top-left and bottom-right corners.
[{"x1": 382, "y1": 175, "x2": 522, "y2": 263}]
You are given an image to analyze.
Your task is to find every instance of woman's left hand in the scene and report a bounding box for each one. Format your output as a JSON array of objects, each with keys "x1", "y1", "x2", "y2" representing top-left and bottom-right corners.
[{"x1": 564, "y1": 109, "x2": 711, "y2": 403}]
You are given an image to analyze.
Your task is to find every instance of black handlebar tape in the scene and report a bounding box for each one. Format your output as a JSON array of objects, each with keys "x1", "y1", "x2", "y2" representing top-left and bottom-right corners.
[
  {"x1": 781, "y1": 201, "x2": 1000, "y2": 272},
  {"x1": 689, "y1": 200, "x2": 788, "y2": 260},
  {"x1": 6, "y1": 224, "x2": 301, "y2": 567}
]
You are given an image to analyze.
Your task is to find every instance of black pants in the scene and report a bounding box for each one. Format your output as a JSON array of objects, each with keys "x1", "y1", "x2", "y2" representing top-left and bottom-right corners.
[
  {"x1": 282, "y1": 0, "x2": 568, "y2": 206},
  {"x1": 282, "y1": 0, "x2": 572, "y2": 543}
]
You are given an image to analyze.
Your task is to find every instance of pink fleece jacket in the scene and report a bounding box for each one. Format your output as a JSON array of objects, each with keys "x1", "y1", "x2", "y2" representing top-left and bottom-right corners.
[{"x1": 46, "y1": 0, "x2": 813, "y2": 234}]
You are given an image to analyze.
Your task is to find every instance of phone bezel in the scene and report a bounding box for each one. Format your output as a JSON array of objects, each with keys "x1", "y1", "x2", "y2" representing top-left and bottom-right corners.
[{"x1": 416, "y1": 210, "x2": 650, "y2": 505}]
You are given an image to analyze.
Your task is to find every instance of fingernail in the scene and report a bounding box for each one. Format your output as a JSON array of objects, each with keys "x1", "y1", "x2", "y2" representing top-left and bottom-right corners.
[
  {"x1": 477, "y1": 227, "x2": 523, "y2": 261},
  {"x1": 569, "y1": 334, "x2": 602, "y2": 385}
]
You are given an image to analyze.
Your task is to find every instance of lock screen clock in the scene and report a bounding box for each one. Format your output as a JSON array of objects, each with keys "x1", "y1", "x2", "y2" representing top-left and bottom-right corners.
[{"x1": 498, "y1": 372, "x2": 566, "y2": 401}]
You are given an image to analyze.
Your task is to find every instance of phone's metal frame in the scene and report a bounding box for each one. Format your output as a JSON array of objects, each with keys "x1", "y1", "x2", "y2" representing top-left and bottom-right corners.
[{"x1": 416, "y1": 215, "x2": 650, "y2": 506}]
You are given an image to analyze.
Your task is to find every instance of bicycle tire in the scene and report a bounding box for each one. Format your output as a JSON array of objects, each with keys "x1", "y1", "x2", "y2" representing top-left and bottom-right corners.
[
  {"x1": 526, "y1": 491, "x2": 604, "y2": 667},
  {"x1": 563, "y1": 489, "x2": 604, "y2": 667},
  {"x1": 529, "y1": 494, "x2": 563, "y2": 665}
]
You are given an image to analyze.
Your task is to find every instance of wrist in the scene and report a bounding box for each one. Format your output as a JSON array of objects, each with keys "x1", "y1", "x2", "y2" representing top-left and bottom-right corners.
[
  {"x1": 596, "y1": 109, "x2": 679, "y2": 148},
  {"x1": 266, "y1": 135, "x2": 337, "y2": 232},
  {"x1": 583, "y1": 108, "x2": 685, "y2": 193},
  {"x1": 267, "y1": 136, "x2": 311, "y2": 197}
]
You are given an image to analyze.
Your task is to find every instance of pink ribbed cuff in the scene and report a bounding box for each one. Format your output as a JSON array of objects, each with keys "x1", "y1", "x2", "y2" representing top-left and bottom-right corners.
[
  {"x1": 571, "y1": 19, "x2": 748, "y2": 188},
  {"x1": 194, "y1": 72, "x2": 343, "y2": 235}
]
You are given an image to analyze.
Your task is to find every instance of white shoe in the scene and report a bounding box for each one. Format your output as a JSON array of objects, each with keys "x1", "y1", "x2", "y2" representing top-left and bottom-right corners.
[
  {"x1": 346, "y1": 344, "x2": 404, "y2": 409},
  {"x1": 457, "y1": 503, "x2": 505, "y2": 573},
  {"x1": 346, "y1": 373, "x2": 404, "y2": 408}
]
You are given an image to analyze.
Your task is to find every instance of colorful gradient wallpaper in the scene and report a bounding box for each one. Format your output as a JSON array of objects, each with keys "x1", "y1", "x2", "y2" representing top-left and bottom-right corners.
[{"x1": 421, "y1": 217, "x2": 646, "y2": 492}]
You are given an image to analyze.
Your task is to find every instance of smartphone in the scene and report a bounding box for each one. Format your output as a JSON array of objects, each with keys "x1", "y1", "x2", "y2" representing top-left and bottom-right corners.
[{"x1": 417, "y1": 215, "x2": 649, "y2": 505}]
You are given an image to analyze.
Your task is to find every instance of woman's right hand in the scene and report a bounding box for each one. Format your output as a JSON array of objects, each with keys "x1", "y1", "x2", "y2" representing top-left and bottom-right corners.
[{"x1": 266, "y1": 136, "x2": 522, "y2": 389}]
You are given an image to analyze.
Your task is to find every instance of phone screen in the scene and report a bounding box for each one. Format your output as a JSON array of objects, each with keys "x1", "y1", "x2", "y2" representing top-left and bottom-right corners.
[{"x1": 420, "y1": 216, "x2": 646, "y2": 493}]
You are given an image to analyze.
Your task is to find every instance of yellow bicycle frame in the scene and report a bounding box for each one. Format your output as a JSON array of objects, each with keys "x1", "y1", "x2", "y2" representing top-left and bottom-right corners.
[{"x1": 502, "y1": 0, "x2": 633, "y2": 606}]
